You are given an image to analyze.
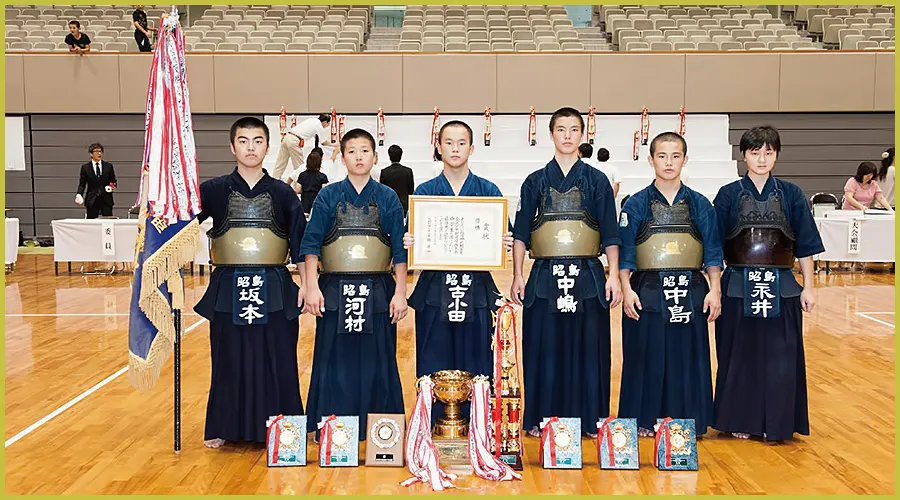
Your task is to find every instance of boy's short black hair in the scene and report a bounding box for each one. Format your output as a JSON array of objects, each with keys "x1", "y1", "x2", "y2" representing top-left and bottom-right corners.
[
  {"x1": 597, "y1": 148, "x2": 610, "y2": 162},
  {"x1": 649, "y1": 132, "x2": 687, "y2": 156},
  {"x1": 229, "y1": 117, "x2": 269, "y2": 145},
  {"x1": 388, "y1": 144, "x2": 403, "y2": 163},
  {"x1": 88, "y1": 142, "x2": 103, "y2": 153},
  {"x1": 739, "y1": 125, "x2": 782, "y2": 154},
  {"x1": 549, "y1": 107, "x2": 584, "y2": 132},
  {"x1": 69, "y1": 20, "x2": 80, "y2": 28},
  {"x1": 438, "y1": 120, "x2": 474, "y2": 144},
  {"x1": 318, "y1": 113, "x2": 331, "y2": 124},
  {"x1": 340, "y1": 128, "x2": 376, "y2": 153},
  {"x1": 578, "y1": 143, "x2": 593, "y2": 159}
]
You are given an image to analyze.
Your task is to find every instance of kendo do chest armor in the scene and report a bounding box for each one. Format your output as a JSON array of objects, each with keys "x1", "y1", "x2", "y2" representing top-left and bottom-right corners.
[
  {"x1": 723, "y1": 191, "x2": 796, "y2": 268},
  {"x1": 320, "y1": 201, "x2": 392, "y2": 273},
  {"x1": 208, "y1": 191, "x2": 289, "y2": 267},
  {"x1": 529, "y1": 185, "x2": 601, "y2": 259},
  {"x1": 635, "y1": 198, "x2": 704, "y2": 271}
]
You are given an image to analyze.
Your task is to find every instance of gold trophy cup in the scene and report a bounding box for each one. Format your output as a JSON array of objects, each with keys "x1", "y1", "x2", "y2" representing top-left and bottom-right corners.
[{"x1": 431, "y1": 369, "x2": 473, "y2": 466}]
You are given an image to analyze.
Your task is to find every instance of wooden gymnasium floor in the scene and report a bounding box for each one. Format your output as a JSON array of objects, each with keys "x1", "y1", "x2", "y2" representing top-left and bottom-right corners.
[{"x1": 3, "y1": 254, "x2": 895, "y2": 495}]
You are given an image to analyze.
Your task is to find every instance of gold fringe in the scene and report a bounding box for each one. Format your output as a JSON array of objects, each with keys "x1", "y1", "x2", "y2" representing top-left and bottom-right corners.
[{"x1": 129, "y1": 218, "x2": 201, "y2": 391}]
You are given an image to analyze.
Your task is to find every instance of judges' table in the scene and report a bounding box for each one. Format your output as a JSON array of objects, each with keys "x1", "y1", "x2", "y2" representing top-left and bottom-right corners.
[
  {"x1": 6, "y1": 218, "x2": 19, "y2": 267},
  {"x1": 814, "y1": 212, "x2": 895, "y2": 263},
  {"x1": 51, "y1": 219, "x2": 212, "y2": 274}
]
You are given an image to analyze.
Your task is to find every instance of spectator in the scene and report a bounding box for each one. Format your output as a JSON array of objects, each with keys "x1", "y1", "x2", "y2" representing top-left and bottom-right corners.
[
  {"x1": 876, "y1": 147, "x2": 895, "y2": 208},
  {"x1": 843, "y1": 161, "x2": 893, "y2": 211},
  {"x1": 292, "y1": 150, "x2": 328, "y2": 214},
  {"x1": 75, "y1": 143, "x2": 117, "y2": 218},
  {"x1": 273, "y1": 114, "x2": 333, "y2": 181},
  {"x1": 379, "y1": 145, "x2": 415, "y2": 214},
  {"x1": 65, "y1": 20, "x2": 91, "y2": 54},
  {"x1": 133, "y1": 5, "x2": 156, "y2": 52},
  {"x1": 578, "y1": 144, "x2": 620, "y2": 198}
]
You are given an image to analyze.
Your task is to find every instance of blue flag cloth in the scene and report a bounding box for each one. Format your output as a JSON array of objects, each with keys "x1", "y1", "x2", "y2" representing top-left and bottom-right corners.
[
  {"x1": 127, "y1": 211, "x2": 199, "y2": 390},
  {"x1": 126, "y1": 10, "x2": 202, "y2": 390}
]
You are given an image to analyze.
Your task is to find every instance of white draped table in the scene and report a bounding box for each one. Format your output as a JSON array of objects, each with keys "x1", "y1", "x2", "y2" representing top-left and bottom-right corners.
[
  {"x1": 814, "y1": 213, "x2": 895, "y2": 263},
  {"x1": 6, "y1": 218, "x2": 19, "y2": 267},
  {"x1": 50, "y1": 219, "x2": 212, "y2": 274}
]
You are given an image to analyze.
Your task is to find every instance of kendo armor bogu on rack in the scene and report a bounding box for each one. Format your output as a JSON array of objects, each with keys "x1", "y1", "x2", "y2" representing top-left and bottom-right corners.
[
  {"x1": 723, "y1": 192, "x2": 796, "y2": 268},
  {"x1": 320, "y1": 202, "x2": 392, "y2": 274},
  {"x1": 634, "y1": 199, "x2": 704, "y2": 271},
  {"x1": 208, "y1": 192, "x2": 290, "y2": 267},
  {"x1": 529, "y1": 186, "x2": 601, "y2": 259}
]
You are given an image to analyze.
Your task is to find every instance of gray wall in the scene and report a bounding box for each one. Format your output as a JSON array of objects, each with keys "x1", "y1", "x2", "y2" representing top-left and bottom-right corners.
[
  {"x1": 5, "y1": 114, "x2": 258, "y2": 238},
  {"x1": 729, "y1": 113, "x2": 895, "y2": 199},
  {"x1": 6, "y1": 112, "x2": 895, "y2": 238}
]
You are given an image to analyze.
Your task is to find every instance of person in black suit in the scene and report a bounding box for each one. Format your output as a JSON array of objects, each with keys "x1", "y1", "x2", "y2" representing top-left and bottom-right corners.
[
  {"x1": 75, "y1": 143, "x2": 117, "y2": 218},
  {"x1": 379, "y1": 144, "x2": 415, "y2": 214}
]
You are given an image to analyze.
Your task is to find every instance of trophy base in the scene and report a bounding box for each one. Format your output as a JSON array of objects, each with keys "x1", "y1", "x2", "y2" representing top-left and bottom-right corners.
[
  {"x1": 499, "y1": 453, "x2": 524, "y2": 471},
  {"x1": 484, "y1": 140, "x2": 491, "y2": 147},
  {"x1": 378, "y1": 140, "x2": 384, "y2": 146},
  {"x1": 433, "y1": 437, "x2": 469, "y2": 466},
  {"x1": 434, "y1": 419, "x2": 468, "y2": 439},
  {"x1": 589, "y1": 139, "x2": 594, "y2": 145},
  {"x1": 530, "y1": 140, "x2": 536, "y2": 146}
]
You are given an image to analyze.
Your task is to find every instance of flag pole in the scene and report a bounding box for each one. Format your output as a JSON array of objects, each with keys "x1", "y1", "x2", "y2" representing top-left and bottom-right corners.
[{"x1": 174, "y1": 308, "x2": 181, "y2": 454}]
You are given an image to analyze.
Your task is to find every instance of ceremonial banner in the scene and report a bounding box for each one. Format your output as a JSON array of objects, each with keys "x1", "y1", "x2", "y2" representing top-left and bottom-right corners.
[{"x1": 128, "y1": 9, "x2": 201, "y2": 390}]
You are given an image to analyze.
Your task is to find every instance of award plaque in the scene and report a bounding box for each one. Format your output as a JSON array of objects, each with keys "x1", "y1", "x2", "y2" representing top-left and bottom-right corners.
[
  {"x1": 266, "y1": 415, "x2": 308, "y2": 467},
  {"x1": 654, "y1": 418, "x2": 698, "y2": 471},
  {"x1": 540, "y1": 417, "x2": 582, "y2": 469},
  {"x1": 408, "y1": 196, "x2": 508, "y2": 271},
  {"x1": 365, "y1": 413, "x2": 405, "y2": 467},
  {"x1": 597, "y1": 417, "x2": 639, "y2": 470},
  {"x1": 318, "y1": 415, "x2": 360, "y2": 467}
]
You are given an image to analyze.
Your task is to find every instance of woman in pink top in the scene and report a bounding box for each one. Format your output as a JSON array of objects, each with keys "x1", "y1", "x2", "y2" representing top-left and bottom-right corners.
[{"x1": 843, "y1": 161, "x2": 893, "y2": 211}]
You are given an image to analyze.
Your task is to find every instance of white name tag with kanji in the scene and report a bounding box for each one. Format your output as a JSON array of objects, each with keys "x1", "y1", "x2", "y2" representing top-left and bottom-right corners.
[
  {"x1": 441, "y1": 272, "x2": 474, "y2": 322},
  {"x1": 660, "y1": 271, "x2": 693, "y2": 324},
  {"x1": 552, "y1": 261, "x2": 580, "y2": 313},
  {"x1": 743, "y1": 267, "x2": 780, "y2": 319},
  {"x1": 339, "y1": 279, "x2": 373, "y2": 334},
  {"x1": 233, "y1": 270, "x2": 268, "y2": 325}
]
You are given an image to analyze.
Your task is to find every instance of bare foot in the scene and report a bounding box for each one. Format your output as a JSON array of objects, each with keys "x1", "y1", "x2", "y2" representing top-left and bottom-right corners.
[
  {"x1": 585, "y1": 432, "x2": 598, "y2": 439},
  {"x1": 638, "y1": 427, "x2": 655, "y2": 437},
  {"x1": 732, "y1": 432, "x2": 750, "y2": 439},
  {"x1": 527, "y1": 426, "x2": 541, "y2": 438},
  {"x1": 204, "y1": 438, "x2": 225, "y2": 448}
]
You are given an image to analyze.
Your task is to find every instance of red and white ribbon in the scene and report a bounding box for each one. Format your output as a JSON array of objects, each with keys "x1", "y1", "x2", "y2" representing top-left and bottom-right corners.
[
  {"x1": 678, "y1": 105, "x2": 686, "y2": 136},
  {"x1": 596, "y1": 416, "x2": 615, "y2": 465},
  {"x1": 338, "y1": 115, "x2": 345, "y2": 141},
  {"x1": 431, "y1": 107, "x2": 441, "y2": 159},
  {"x1": 484, "y1": 107, "x2": 492, "y2": 146},
  {"x1": 633, "y1": 130, "x2": 640, "y2": 161},
  {"x1": 290, "y1": 113, "x2": 297, "y2": 130},
  {"x1": 279, "y1": 107, "x2": 287, "y2": 139},
  {"x1": 142, "y1": 10, "x2": 201, "y2": 223},
  {"x1": 266, "y1": 414, "x2": 285, "y2": 464},
  {"x1": 468, "y1": 376, "x2": 521, "y2": 481},
  {"x1": 401, "y1": 376, "x2": 456, "y2": 491},
  {"x1": 539, "y1": 416, "x2": 560, "y2": 466},
  {"x1": 330, "y1": 107, "x2": 338, "y2": 144},
  {"x1": 377, "y1": 107, "x2": 385, "y2": 146},
  {"x1": 587, "y1": 106, "x2": 596, "y2": 145},
  {"x1": 318, "y1": 414, "x2": 337, "y2": 466},
  {"x1": 640, "y1": 106, "x2": 650, "y2": 145},
  {"x1": 528, "y1": 106, "x2": 537, "y2": 146},
  {"x1": 653, "y1": 417, "x2": 673, "y2": 468}
]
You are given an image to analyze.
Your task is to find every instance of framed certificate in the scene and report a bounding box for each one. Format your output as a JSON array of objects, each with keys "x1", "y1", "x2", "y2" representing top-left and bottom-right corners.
[{"x1": 408, "y1": 195, "x2": 508, "y2": 271}]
